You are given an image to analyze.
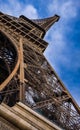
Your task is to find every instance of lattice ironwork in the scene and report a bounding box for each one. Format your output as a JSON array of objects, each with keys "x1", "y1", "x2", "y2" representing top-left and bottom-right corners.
[{"x1": 0, "y1": 11, "x2": 80, "y2": 130}]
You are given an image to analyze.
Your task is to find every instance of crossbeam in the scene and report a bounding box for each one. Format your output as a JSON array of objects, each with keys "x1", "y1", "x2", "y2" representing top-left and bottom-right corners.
[{"x1": 32, "y1": 95, "x2": 70, "y2": 109}]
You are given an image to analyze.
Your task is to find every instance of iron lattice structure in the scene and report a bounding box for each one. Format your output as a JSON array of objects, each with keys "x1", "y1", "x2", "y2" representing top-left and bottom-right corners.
[{"x1": 0, "y1": 11, "x2": 80, "y2": 130}]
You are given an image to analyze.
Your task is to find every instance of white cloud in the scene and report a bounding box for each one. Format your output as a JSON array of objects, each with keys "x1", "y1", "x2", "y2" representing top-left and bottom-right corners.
[
  {"x1": 44, "y1": 0, "x2": 79, "y2": 71},
  {"x1": 44, "y1": 28, "x2": 66, "y2": 73},
  {"x1": 0, "y1": 0, "x2": 38, "y2": 19},
  {"x1": 0, "y1": 0, "x2": 21, "y2": 16},
  {"x1": 61, "y1": 1, "x2": 77, "y2": 18},
  {"x1": 22, "y1": 5, "x2": 38, "y2": 19},
  {"x1": 48, "y1": 0, "x2": 78, "y2": 19}
]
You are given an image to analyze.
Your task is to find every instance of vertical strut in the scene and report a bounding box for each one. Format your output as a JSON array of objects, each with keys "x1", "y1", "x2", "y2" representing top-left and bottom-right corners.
[{"x1": 19, "y1": 37, "x2": 25, "y2": 102}]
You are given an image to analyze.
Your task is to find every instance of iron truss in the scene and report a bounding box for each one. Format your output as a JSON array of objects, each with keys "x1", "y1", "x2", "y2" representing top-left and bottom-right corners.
[{"x1": 0, "y1": 11, "x2": 80, "y2": 130}]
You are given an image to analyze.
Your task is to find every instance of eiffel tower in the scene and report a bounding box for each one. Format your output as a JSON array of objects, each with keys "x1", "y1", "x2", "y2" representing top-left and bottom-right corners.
[{"x1": 0, "y1": 11, "x2": 80, "y2": 130}]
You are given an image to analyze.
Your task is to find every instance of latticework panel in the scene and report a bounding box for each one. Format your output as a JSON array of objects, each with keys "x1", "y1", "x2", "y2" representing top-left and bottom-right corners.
[{"x1": 23, "y1": 42, "x2": 80, "y2": 130}]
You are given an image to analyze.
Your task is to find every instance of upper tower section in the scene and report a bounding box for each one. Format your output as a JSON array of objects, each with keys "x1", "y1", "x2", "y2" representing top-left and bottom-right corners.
[
  {"x1": 19, "y1": 14, "x2": 60, "y2": 38},
  {"x1": 0, "y1": 11, "x2": 59, "y2": 52},
  {"x1": 32, "y1": 15, "x2": 60, "y2": 32}
]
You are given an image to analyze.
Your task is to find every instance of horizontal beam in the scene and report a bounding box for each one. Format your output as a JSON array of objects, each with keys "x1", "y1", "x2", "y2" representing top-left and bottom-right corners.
[
  {"x1": 32, "y1": 95, "x2": 70, "y2": 109},
  {"x1": 0, "y1": 103, "x2": 61, "y2": 130}
]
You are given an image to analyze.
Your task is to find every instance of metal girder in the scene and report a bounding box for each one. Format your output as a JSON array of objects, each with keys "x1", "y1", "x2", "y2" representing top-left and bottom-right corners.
[
  {"x1": 19, "y1": 37, "x2": 25, "y2": 102},
  {"x1": 32, "y1": 95, "x2": 70, "y2": 110}
]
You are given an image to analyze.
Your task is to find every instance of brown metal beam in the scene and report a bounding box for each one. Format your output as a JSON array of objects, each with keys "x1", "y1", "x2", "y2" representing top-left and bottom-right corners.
[
  {"x1": 32, "y1": 95, "x2": 70, "y2": 110},
  {"x1": 19, "y1": 38, "x2": 25, "y2": 102}
]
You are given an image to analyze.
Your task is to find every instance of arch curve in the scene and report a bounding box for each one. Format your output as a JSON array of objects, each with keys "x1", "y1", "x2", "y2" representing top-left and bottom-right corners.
[{"x1": 0, "y1": 31, "x2": 20, "y2": 106}]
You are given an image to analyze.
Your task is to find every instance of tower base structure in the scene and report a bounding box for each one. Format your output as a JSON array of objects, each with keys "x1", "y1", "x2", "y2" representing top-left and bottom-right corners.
[{"x1": 0, "y1": 102, "x2": 61, "y2": 130}]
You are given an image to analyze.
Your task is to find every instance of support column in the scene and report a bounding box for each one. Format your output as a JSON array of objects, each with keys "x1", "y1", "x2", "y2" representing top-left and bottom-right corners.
[{"x1": 19, "y1": 37, "x2": 25, "y2": 102}]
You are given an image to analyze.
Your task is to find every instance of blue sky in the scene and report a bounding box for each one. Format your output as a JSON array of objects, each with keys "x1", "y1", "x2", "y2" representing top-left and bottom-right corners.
[{"x1": 0, "y1": 0, "x2": 80, "y2": 106}]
